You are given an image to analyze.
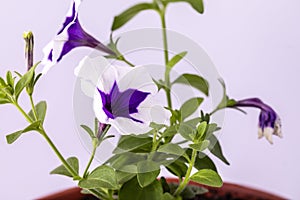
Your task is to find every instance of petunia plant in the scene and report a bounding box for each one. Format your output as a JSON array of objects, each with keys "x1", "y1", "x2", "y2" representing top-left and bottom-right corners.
[{"x1": 1, "y1": 0, "x2": 282, "y2": 200}]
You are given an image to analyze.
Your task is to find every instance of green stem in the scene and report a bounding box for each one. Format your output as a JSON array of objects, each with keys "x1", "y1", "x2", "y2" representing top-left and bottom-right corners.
[
  {"x1": 160, "y1": 7, "x2": 173, "y2": 110},
  {"x1": 39, "y1": 128, "x2": 78, "y2": 178},
  {"x1": 117, "y1": 56, "x2": 135, "y2": 67},
  {"x1": 83, "y1": 144, "x2": 97, "y2": 178},
  {"x1": 173, "y1": 149, "x2": 197, "y2": 196},
  {"x1": 29, "y1": 95, "x2": 38, "y2": 120},
  {"x1": 14, "y1": 102, "x2": 33, "y2": 123}
]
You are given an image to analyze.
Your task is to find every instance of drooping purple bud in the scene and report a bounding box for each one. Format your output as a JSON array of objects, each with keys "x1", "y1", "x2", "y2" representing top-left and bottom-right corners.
[{"x1": 233, "y1": 98, "x2": 282, "y2": 144}]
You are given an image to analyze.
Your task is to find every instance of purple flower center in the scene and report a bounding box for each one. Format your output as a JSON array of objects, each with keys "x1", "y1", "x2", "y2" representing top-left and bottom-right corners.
[{"x1": 97, "y1": 81, "x2": 150, "y2": 123}]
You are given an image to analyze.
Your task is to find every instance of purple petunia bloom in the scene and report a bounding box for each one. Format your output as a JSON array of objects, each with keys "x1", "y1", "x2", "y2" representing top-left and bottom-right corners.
[
  {"x1": 97, "y1": 81, "x2": 150, "y2": 123},
  {"x1": 42, "y1": 0, "x2": 114, "y2": 73},
  {"x1": 233, "y1": 98, "x2": 282, "y2": 144}
]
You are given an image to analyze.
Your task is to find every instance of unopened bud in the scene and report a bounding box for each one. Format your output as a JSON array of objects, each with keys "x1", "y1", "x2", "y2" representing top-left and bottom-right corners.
[{"x1": 23, "y1": 31, "x2": 34, "y2": 70}]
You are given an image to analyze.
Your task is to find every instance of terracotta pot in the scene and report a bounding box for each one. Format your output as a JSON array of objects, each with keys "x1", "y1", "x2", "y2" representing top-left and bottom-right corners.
[{"x1": 38, "y1": 178, "x2": 286, "y2": 200}]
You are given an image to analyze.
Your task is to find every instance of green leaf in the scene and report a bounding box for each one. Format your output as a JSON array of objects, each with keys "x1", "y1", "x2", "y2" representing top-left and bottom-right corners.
[
  {"x1": 0, "y1": 91, "x2": 11, "y2": 105},
  {"x1": 116, "y1": 170, "x2": 136, "y2": 184},
  {"x1": 208, "y1": 134, "x2": 230, "y2": 165},
  {"x1": 195, "y1": 121, "x2": 207, "y2": 141},
  {"x1": 158, "y1": 143, "x2": 189, "y2": 161},
  {"x1": 150, "y1": 122, "x2": 166, "y2": 130},
  {"x1": 28, "y1": 101, "x2": 47, "y2": 123},
  {"x1": 14, "y1": 66, "x2": 35, "y2": 100},
  {"x1": 162, "y1": 193, "x2": 176, "y2": 200},
  {"x1": 0, "y1": 77, "x2": 6, "y2": 87},
  {"x1": 80, "y1": 125, "x2": 95, "y2": 139},
  {"x1": 177, "y1": 122, "x2": 196, "y2": 141},
  {"x1": 6, "y1": 131, "x2": 23, "y2": 144},
  {"x1": 195, "y1": 152, "x2": 217, "y2": 172},
  {"x1": 173, "y1": 74, "x2": 209, "y2": 96},
  {"x1": 50, "y1": 157, "x2": 79, "y2": 178},
  {"x1": 180, "y1": 97, "x2": 204, "y2": 121},
  {"x1": 189, "y1": 140, "x2": 210, "y2": 152},
  {"x1": 166, "y1": 160, "x2": 187, "y2": 178},
  {"x1": 162, "y1": 0, "x2": 204, "y2": 14},
  {"x1": 162, "y1": 126, "x2": 177, "y2": 137},
  {"x1": 106, "y1": 153, "x2": 146, "y2": 171},
  {"x1": 6, "y1": 121, "x2": 41, "y2": 144},
  {"x1": 113, "y1": 135, "x2": 153, "y2": 154},
  {"x1": 119, "y1": 177, "x2": 163, "y2": 200},
  {"x1": 137, "y1": 160, "x2": 160, "y2": 187},
  {"x1": 6, "y1": 71, "x2": 14, "y2": 89},
  {"x1": 190, "y1": 169, "x2": 223, "y2": 187},
  {"x1": 79, "y1": 165, "x2": 118, "y2": 189},
  {"x1": 167, "y1": 51, "x2": 187, "y2": 69},
  {"x1": 112, "y1": 3, "x2": 158, "y2": 31}
]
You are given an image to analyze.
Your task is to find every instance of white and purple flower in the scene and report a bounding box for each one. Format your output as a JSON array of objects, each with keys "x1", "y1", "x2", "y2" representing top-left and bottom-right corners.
[
  {"x1": 75, "y1": 55, "x2": 168, "y2": 134},
  {"x1": 234, "y1": 98, "x2": 282, "y2": 144},
  {"x1": 42, "y1": 0, "x2": 114, "y2": 74}
]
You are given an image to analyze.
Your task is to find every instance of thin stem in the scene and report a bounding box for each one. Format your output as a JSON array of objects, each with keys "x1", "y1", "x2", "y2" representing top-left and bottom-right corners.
[
  {"x1": 83, "y1": 144, "x2": 97, "y2": 178},
  {"x1": 117, "y1": 55, "x2": 135, "y2": 67},
  {"x1": 173, "y1": 149, "x2": 197, "y2": 196},
  {"x1": 14, "y1": 102, "x2": 33, "y2": 123},
  {"x1": 29, "y1": 95, "x2": 38, "y2": 120},
  {"x1": 39, "y1": 128, "x2": 79, "y2": 178},
  {"x1": 160, "y1": 7, "x2": 173, "y2": 110},
  {"x1": 151, "y1": 130, "x2": 158, "y2": 152}
]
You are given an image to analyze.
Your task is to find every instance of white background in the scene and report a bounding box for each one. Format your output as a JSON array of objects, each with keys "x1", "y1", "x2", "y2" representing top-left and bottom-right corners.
[{"x1": 0, "y1": 0, "x2": 299, "y2": 199}]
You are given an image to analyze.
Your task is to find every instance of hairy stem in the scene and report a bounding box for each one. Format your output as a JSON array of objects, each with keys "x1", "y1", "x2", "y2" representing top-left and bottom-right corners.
[
  {"x1": 83, "y1": 144, "x2": 97, "y2": 178},
  {"x1": 160, "y1": 7, "x2": 173, "y2": 110},
  {"x1": 39, "y1": 128, "x2": 79, "y2": 178},
  {"x1": 173, "y1": 149, "x2": 197, "y2": 196},
  {"x1": 29, "y1": 95, "x2": 38, "y2": 120}
]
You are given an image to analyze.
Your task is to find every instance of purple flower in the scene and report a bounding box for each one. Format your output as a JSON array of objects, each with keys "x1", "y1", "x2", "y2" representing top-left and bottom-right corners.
[
  {"x1": 97, "y1": 81, "x2": 150, "y2": 123},
  {"x1": 42, "y1": 0, "x2": 114, "y2": 73},
  {"x1": 233, "y1": 98, "x2": 282, "y2": 144}
]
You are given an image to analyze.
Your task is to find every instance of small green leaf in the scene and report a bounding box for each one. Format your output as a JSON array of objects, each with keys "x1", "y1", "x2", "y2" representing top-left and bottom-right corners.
[
  {"x1": 6, "y1": 131, "x2": 23, "y2": 144},
  {"x1": 162, "y1": 126, "x2": 177, "y2": 137},
  {"x1": 80, "y1": 125, "x2": 95, "y2": 139},
  {"x1": 79, "y1": 165, "x2": 118, "y2": 189},
  {"x1": 167, "y1": 51, "x2": 187, "y2": 69},
  {"x1": 119, "y1": 177, "x2": 163, "y2": 200},
  {"x1": 28, "y1": 101, "x2": 47, "y2": 123},
  {"x1": 190, "y1": 169, "x2": 223, "y2": 187},
  {"x1": 6, "y1": 71, "x2": 14, "y2": 89},
  {"x1": 112, "y1": 3, "x2": 158, "y2": 31},
  {"x1": 0, "y1": 92, "x2": 11, "y2": 105},
  {"x1": 208, "y1": 134, "x2": 230, "y2": 165},
  {"x1": 173, "y1": 74, "x2": 209, "y2": 96},
  {"x1": 0, "y1": 77, "x2": 6, "y2": 87},
  {"x1": 14, "y1": 66, "x2": 35, "y2": 100},
  {"x1": 6, "y1": 121, "x2": 41, "y2": 144},
  {"x1": 137, "y1": 160, "x2": 160, "y2": 187},
  {"x1": 196, "y1": 121, "x2": 207, "y2": 141},
  {"x1": 162, "y1": 0, "x2": 204, "y2": 14},
  {"x1": 158, "y1": 143, "x2": 189, "y2": 161},
  {"x1": 180, "y1": 97, "x2": 204, "y2": 121},
  {"x1": 50, "y1": 157, "x2": 79, "y2": 177},
  {"x1": 189, "y1": 140, "x2": 210, "y2": 152},
  {"x1": 113, "y1": 135, "x2": 152, "y2": 154},
  {"x1": 177, "y1": 122, "x2": 196, "y2": 141}
]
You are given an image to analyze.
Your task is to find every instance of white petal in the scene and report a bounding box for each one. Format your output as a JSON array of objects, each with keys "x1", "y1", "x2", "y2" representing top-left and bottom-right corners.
[
  {"x1": 258, "y1": 127, "x2": 264, "y2": 139},
  {"x1": 263, "y1": 127, "x2": 274, "y2": 144},
  {"x1": 41, "y1": 41, "x2": 55, "y2": 74},
  {"x1": 75, "y1": 56, "x2": 111, "y2": 97},
  {"x1": 93, "y1": 88, "x2": 109, "y2": 124}
]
